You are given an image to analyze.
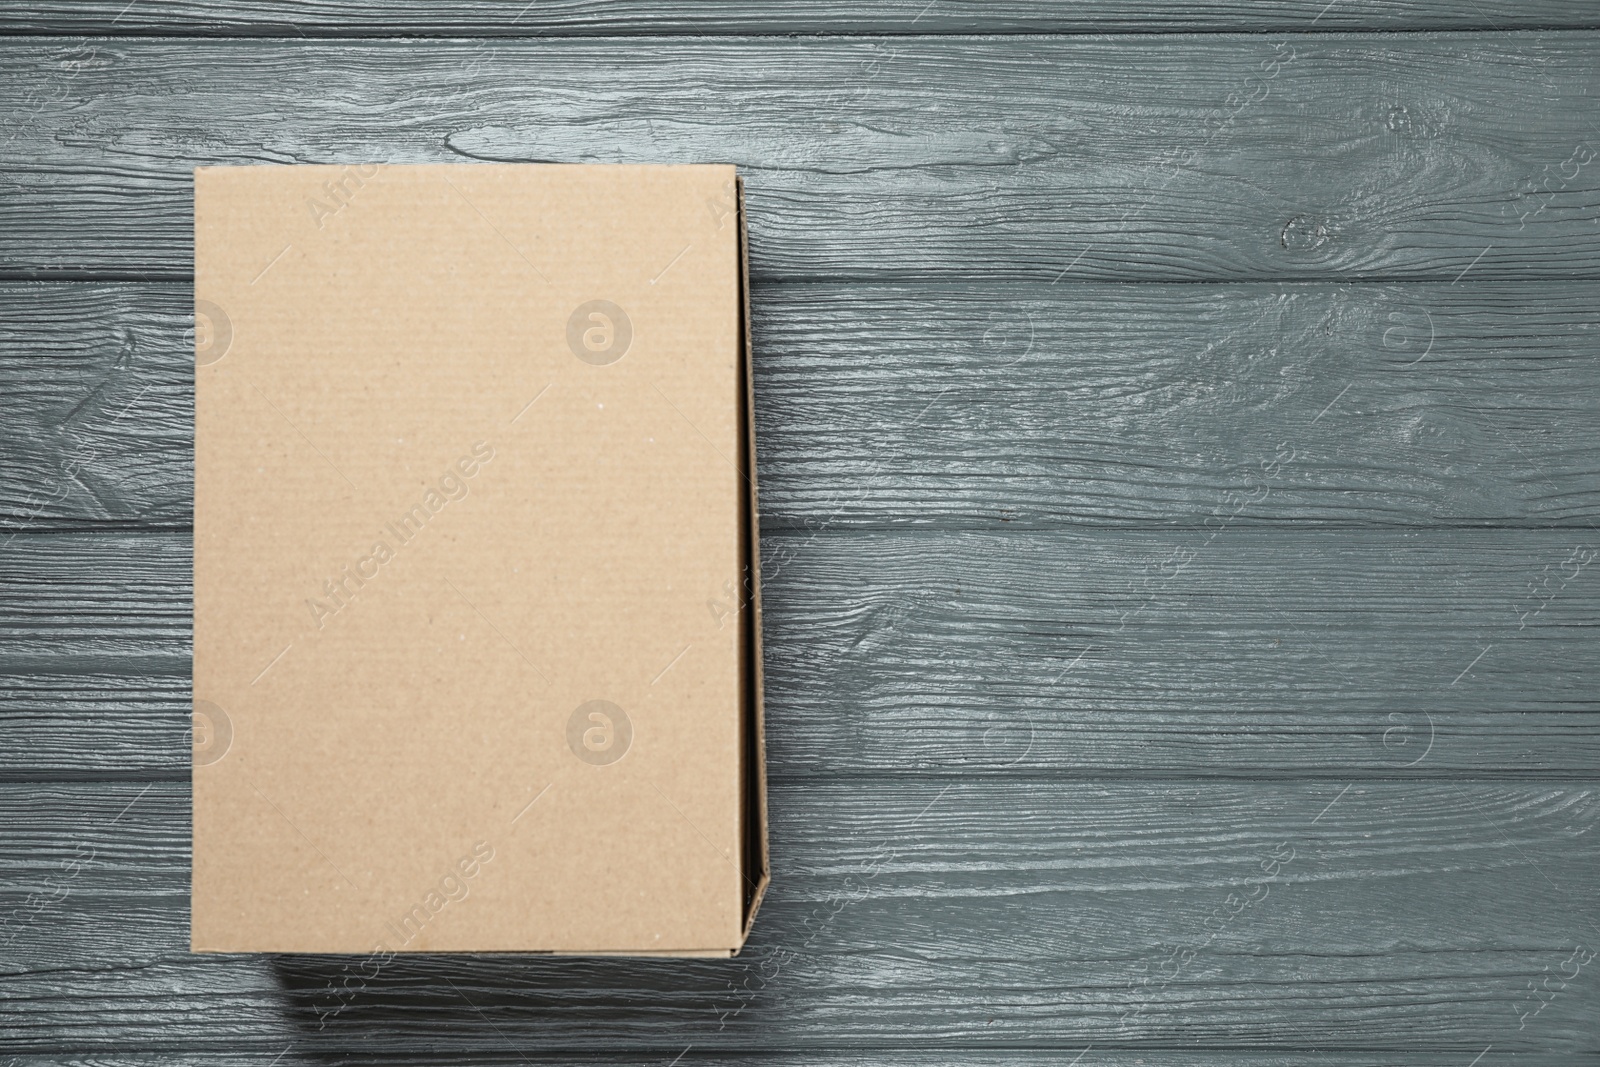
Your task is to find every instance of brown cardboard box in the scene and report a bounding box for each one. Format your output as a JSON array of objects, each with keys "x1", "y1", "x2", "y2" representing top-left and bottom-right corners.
[{"x1": 192, "y1": 163, "x2": 767, "y2": 956}]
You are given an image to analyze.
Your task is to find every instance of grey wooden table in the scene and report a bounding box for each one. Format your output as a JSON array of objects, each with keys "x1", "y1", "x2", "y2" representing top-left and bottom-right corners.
[{"x1": 2, "y1": 3, "x2": 1598, "y2": 1065}]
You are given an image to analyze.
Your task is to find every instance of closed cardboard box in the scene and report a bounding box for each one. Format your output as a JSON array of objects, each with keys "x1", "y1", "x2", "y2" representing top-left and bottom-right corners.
[{"x1": 192, "y1": 163, "x2": 767, "y2": 956}]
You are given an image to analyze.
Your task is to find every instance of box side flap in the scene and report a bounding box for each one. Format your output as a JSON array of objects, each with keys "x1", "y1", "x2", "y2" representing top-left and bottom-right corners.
[{"x1": 735, "y1": 174, "x2": 771, "y2": 950}]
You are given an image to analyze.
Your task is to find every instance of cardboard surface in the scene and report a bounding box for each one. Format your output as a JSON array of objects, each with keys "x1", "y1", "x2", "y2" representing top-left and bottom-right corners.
[{"x1": 193, "y1": 163, "x2": 765, "y2": 955}]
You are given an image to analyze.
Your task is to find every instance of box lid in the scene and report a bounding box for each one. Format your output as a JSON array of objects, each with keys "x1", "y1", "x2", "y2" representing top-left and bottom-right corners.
[{"x1": 193, "y1": 163, "x2": 761, "y2": 955}]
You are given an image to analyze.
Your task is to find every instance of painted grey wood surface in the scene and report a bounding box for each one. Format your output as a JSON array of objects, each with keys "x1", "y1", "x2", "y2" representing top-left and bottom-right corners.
[
  {"x1": 6, "y1": 280, "x2": 1600, "y2": 529},
  {"x1": 4, "y1": 1060, "x2": 1599, "y2": 1067},
  {"x1": 3, "y1": 529, "x2": 1598, "y2": 779},
  {"x1": 5, "y1": 2, "x2": 1596, "y2": 36},
  {"x1": 2, "y1": 781, "x2": 1596, "y2": 1051},
  {"x1": 3, "y1": 36, "x2": 1600, "y2": 282},
  {"x1": 8, "y1": 1061, "x2": 1600, "y2": 1067},
  {"x1": 0, "y1": 5, "x2": 1597, "y2": 1067},
  {"x1": 4, "y1": 1060, "x2": 1590, "y2": 1067},
  {"x1": 4, "y1": 1061, "x2": 1598, "y2": 1067}
]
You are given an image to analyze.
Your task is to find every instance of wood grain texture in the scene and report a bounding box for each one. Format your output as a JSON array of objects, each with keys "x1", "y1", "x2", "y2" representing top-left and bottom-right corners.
[
  {"x1": 2, "y1": 0, "x2": 1594, "y2": 36},
  {"x1": 2, "y1": 36, "x2": 1598, "y2": 281},
  {"x1": 1, "y1": 781, "x2": 1595, "y2": 1051},
  {"x1": 4, "y1": 1060, "x2": 1596, "y2": 1067},
  {"x1": 4, "y1": 280, "x2": 1599, "y2": 531},
  {"x1": 1, "y1": 8, "x2": 1597, "y2": 1063},
  {"x1": 4, "y1": 1060, "x2": 1597, "y2": 1067},
  {"x1": 12, "y1": 666, "x2": 1600, "y2": 781},
  {"x1": 1, "y1": 527, "x2": 1595, "y2": 779},
  {"x1": 691, "y1": 279, "x2": 1600, "y2": 527}
]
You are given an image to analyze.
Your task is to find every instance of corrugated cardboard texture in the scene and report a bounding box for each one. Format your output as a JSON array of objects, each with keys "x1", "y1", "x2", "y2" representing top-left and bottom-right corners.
[{"x1": 193, "y1": 163, "x2": 758, "y2": 955}]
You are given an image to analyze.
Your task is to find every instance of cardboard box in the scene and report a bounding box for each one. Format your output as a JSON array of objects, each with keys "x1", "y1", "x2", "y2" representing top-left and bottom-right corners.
[{"x1": 192, "y1": 163, "x2": 767, "y2": 957}]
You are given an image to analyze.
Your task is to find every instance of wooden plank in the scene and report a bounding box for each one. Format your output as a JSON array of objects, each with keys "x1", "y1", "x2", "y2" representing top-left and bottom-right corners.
[
  {"x1": 0, "y1": 283, "x2": 189, "y2": 531},
  {"x1": 2, "y1": 1059, "x2": 1594, "y2": 1067},
  {"x1": 8, "y1": 665, "x2": 1599, "y2": 780},
  {"x1": 2, "y1": 36, "x2": 1598, "y2": 281},
  {"x1": 2, "y1": 527, "x2": 1596, "y2": 779},
  {"x1": 0, "y1": 1062, "x2": 1593, "y2": 1067},
  {"x1": 5, "y1": 280, "x2": 1599, "y2": 530},
  {"x1": 1, "y1": 780, "x2": 1595, "y2": 1051},
  {"x1": 2, "y1": 0, "x2": 1591, "y2": 36},
  {"x1": 732, "y1": 280, "x2": 1600, "y2": 527}
]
